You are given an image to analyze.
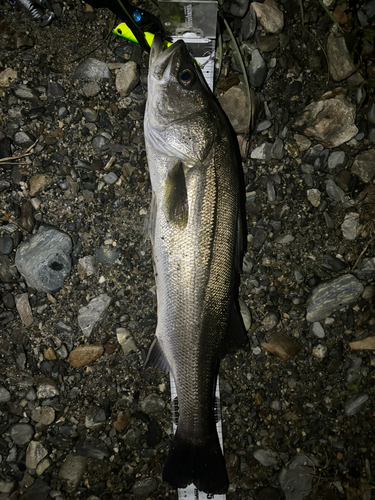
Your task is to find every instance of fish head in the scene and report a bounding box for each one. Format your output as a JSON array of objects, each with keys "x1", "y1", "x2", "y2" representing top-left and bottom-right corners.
[{"x1": 145, "y1": 34, "x2": 218, "y2": 164}]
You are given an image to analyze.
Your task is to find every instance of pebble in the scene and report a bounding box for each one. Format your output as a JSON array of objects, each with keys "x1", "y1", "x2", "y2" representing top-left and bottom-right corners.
[
  {"x1": 69, "y1": 345, "x2": 104, "y2": 368},
  {"x1": 26, "y1": 440, "x2": 48, "y2": 469},
  {"x1": 344, "y1": 393, "x2": 369, "y2": 416},
  {"x1": 241, "y1": 7, "x2": 257, "y2": 39},
  {"x1": 117, "y1": 328, "x2": 138, "y2": 356},
  {"x1": 115, "y1": 61, "x2": 140, "y2": 97},
  {"x1": 77, "y1": 293, "x2": 112, "y2": 337},
  {"x1": 251, "y1": 0, "x2": 284, "y2": 34},
  {"x1": 274, "y1": 233, "x2": 294, "y2": 244},
  {"x1": 72, "y1": 57, "x2": 113, "y2": 83},
  {"x1": 113, "y1": 411, "x2": 131, "y2": 431},
  {"x1": 271, "y1": 137, "x2": 284, "y2": 159},
  {"x1": 341, "y1": 212, "x2": 360, "y2": 240},
  {"x1": 249, "y1": 49, "x2": 267, "y2": 88},
  {"x1": 58, "y1": 454, "x2": 88, "y2": 493},
  {"x1": 328, "y1": 150, "x2": 347, "y2": 170},
  {"x1": 76, "y1": 440, "x2": 110, "y2": 460},
  {"x1": 0, "y1": 68, "x2": 17, "y2": 87},
  {"x1": 254, "y1": 120, "x2": 272, "y2": 133},
  {"x1": 0, "y1": 235, "x2": 13, "y2": 254},
  {"x1": 0, "y1": 385, "x2": 11, "y2": 403},
  {"x1": 239, "y1": 299, "x2": 251, "y2": 330},
  {"x1": 47, "y1": 81, "x2": 65, "y2": 101},
  {"x1": 141, "y1": 393, "x2": 166, "y2": 414},
  {"x1": 82, "y1": 82, "x2": 101, "y2": 97},
  {"x1": 10, "y1": 423, "x2": 34, "y2": 445},
  {"x1": 306, "y1": 274, "x2": 364, "y2": 322},
  {"x1": 294, "y1": 89, "x2": 358, "y2": 148},
  {"x1": 310, "y1": 321, "x2": 325, "y2": 338},
  {"x1": 31, "y1": 407, "x2": 55, "y2": 425},
  {"x1": 254, "y1": 448, "x2": 279, "y2": 466},
  {"x1": 132, "y1": 477, "x2": 158, "y2": 499},
  {"x1": 327, "y1": 32, "x2": 357, "y2": 81},
  {"x1": 0, "y1": 255, "x2": 19, "y2": 282},
  {"x1": 85, "y1": 406, "x2": 106, "y2": 428},
  {"x1": 20, "y1": 478, "x2": 50, "y2": 500},
  {"x1": 29, "y1": 174, "x2": 51, "y2": 197},
  {"x1": 36, "y1": 458, "x2": 51, "y2": 476},
  {"x1": 103, "y1": 172, "x2": 118, "y2": 184},
  {"x1": 307, "y1": 188, "x2": 321, "y2": 207},
  {"x1": 14, "y1": 131, "x2": 35, "y2": 148},
  {"x1": 15, "y1": 293, "x2": 33, "y2": 327},
  {"x1": 280, "y1": 454, "x2": 318, "y2": 500},
  {"x1": 325, "y1": 179, "x2": 345, "y2": 202},
  {"x1": 77, "y1": 255, "x2": 98, "y2": 277},
  {"x1": 349, "y1": 337, "x2": 375, "y2": 350},
  {"x1": 351, "y1": 147, "x2": 375, "y2": 182},
  {"x1": 261, "y1": 331, "x2": 302, "y2": 361},
  {"x1": 95, "y1": 246, "x2": 120, "y2": 265},
  {"x1": 14, "y1": 84, "x2": 38, "y2": 100},
  {"x1": 251, "y1": 142, "x2": 273, "y2": 160},
  {"x1": 15, "y1": 226, "x2": 72, "y2": 294},
  {"x1": 36, "y1": 376, "x2": 59, "y2": 399},
  {"x1": 262, "y1": 312, "x2": 279, "y2": 330},
  {"x1": 312, "y1": 343, "x2": 327, "y2": 359},
  {"x1": 218, "y1": 85, "x2": 249, "y2": 134},
  {"x1": 18, "y1": 200, "x2": 35, "y2": 232}
]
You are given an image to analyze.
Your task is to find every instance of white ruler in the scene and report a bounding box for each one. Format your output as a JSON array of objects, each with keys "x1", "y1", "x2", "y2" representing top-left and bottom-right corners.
[{"x1": 169, "y1": 373, "x2": 226, "y2": 500}]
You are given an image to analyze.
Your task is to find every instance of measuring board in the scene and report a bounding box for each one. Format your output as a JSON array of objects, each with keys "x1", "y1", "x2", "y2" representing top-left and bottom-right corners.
[{"x1": 160, "y1": 3, "x2": 224, "y2": 498}]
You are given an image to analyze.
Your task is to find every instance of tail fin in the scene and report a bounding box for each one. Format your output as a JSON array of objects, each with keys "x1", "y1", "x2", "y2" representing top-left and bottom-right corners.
[{"x1": 163, "y1": 429, "x2": 229, "y2": 494}]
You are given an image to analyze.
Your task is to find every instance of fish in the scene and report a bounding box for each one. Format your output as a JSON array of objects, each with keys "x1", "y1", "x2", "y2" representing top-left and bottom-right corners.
[{"x1": 143, "y1": 34, "x2": 247, "y2": 494}]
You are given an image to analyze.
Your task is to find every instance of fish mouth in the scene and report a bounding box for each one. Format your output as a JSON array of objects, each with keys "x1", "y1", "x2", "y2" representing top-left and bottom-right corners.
[{"x1": 150, "y1": 34, "x2": 185, "y2": 80}]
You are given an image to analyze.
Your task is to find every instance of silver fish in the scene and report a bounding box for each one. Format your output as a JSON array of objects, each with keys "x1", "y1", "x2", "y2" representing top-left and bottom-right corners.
[{"x1": 144, "y1": 35, "x2": 247, "y2": 494}]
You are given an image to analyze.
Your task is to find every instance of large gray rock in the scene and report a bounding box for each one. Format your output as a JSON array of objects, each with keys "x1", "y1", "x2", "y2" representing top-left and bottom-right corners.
[
  {"x1": 306, "y1": 274, "x2": 364, "y2": 322},
  {"x1": 15, "y1": 227, "x2": 72, "y2": 294},
  {"x1": 293, "y1": 88, "x2": 358, "y2": 148}
]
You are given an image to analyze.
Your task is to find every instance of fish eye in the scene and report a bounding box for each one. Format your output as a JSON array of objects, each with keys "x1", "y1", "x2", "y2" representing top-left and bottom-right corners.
[{"x1": 178, "y1": 68, "x2": 195, "y2": 86}]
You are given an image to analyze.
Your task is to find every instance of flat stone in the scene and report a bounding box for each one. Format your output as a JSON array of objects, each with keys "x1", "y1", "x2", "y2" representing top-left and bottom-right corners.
[
  {"x1": 26, "y1": 441, "x2": 48, "y2": 469},
  {"x1": 14, "y1": 84, "x2": 38, "y2": 100},
  {"x1": 58, "y1": 454, "x2": 88, "y2": 493},
  {"x1": 325, "y1": 179, "x2": 345, "y2": 202},
  {"x1": 349, "y1": 337, "x2": 375, "y2": 350},
  {"x1": 14, "y1": 131, "x2": 35, "y2": 148},
  {"x1": 82, "y1": 82, "x2": 101, "y2": 97},
  {"x1": 328, "y1": 150, "x2": 347, "y2": 170},
  {"x1": 310, "y1": 322, "x2": 325, "y2": 338},
  {"x1": 132, "y1": 477, "x2": 158, "y2": 499},
  {"x1": 77, "y1": 255, "x2": 98, "y2": 277},
  {"x1": 69, "y1": 345, "x2": 104, "y2": 368},
  {"x1": 0, "y1": 385, "x2": 11, "y2": 402},
  {"x1": 251, "y1": 0, "x2": 284, "y2": 34},
  {"x1": 251, "y1": 142, "x2": 273, "y2": 160},
  {"x1": 73, "y1": 58, "x2": 112, "y2": 82},
  {"x1": 76, "y1": 440, "x2": 110, "y2": 460},
  {"x1": 0, "y1": 68, "x2": 17, "y2": 87},
  {"x1": 249, "y1": 49, "x2": 267, "y2": 88},
  {"x1": 218, "y1": 84, "x2": 250, "y2": 133},
  {"x1": 36, "y1": 458, "x2": 51, "y2": 476},
  {"x1": 280, "y1": 454, "x2": 318, "y2": 500},
  {"x1": 327, "y1": 33, "x2": 357, "y2": 81},
  {"x1": 10, "y1": 423, "x2": 34, "y2": 445},
  {"x1": 31, "y1": 407, "x2": 55, "y2": 425},
  {"x1": 15, "y1": 226, "x2": 72, "y2": 294},
  {"x1": 15, "y1": 293, "x2": 33, "y2": 327},
  {"x1": 341, "y1": 212, "x2": 360, "y2": 240},
  {"x1": 344, "y1": 393, "x2": 369, "y2": 416},
  {"x1": 307, "y1": 189, "x2": 321, "y2": 207},
  {"x1": 294, "y1": 88, "x2": 358, "y2": 148},
  {"x1": 351, "y1": 148, "x2": 375, "y2": 182},
  {"x1": 77, "y1": 294, "x2": 112, "y2": 337},
  {"x1": 241, "y1": 7, "x2": 257, "y2": 39},
  {"x1": 306, "y1": 274, "x2": 364, "y2": 322},
  {"x1": 261, "y1": 332, "x2": 302, "y2": 361},
  {"x1": 239, "y1": 299, "x2": 251, "y2": 331},
  {"x1": 254, "y1": 449, "x2": 279, "y2": 466},
  {"x1": 117, "y1": 328, "x2": 137, "y2": 356},
  {"x1": 36, "y1": 376, "x2": 59, "y2": 399},
  {"x1": 29, "y1": 174, "x2": 51, "y2": 197},
  {"x1": 141, "y1": 393, "x2": 165, "y2": 415},
  {"x1": 103, "y1": 172, "x2": 118, "y2": 184},
  {"x1": 115, "y1": 61, "x2": 140, "y2": 97},
  {"x1": 85, "y1": 406, "x2": 106, "y2": 428}
]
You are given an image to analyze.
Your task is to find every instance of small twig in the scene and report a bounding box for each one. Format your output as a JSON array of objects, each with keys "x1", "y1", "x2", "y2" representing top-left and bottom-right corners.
[
  {"x1": 352, "y1": 233, "x2": 375, "y2": 271},
  {"x1": 0, "y1": 139, "x2": 38, "y2": 163}
]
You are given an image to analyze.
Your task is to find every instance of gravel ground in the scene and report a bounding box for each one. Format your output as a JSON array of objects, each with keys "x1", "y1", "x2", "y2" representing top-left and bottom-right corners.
[{"x1": 0, "y1": 1, "x2": 375, "y2": 499}]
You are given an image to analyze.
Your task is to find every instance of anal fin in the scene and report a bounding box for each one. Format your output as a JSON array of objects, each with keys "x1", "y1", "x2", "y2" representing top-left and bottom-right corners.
[{"x1": 144, "y1": 337, "x2": 170, "y2": 373}]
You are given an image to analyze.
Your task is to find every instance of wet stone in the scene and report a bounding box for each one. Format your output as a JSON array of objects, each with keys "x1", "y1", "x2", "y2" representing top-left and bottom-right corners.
[
  {"x1": 76, "y1": 440, "x2": 110, "y2": 460},
  {"x1": 218, "y1": 85, "x2": 249, "y2": 134},
  {"x1": 31, "y1": 407, "x2": 55, "y2": 425},
  {"x1": 271, "y1": 137, "x2": 284, "y2": 159},
  {"x1": 257, "y1": 487, "x2": 282, "y2": 500},
  {"x1": 325, "y1": 179, "x2": 345, "y2": 202},
  {"x1": 117, "y1": 328, "x2": 137, "y2": 356},
  {"x1": 141, "y1": 393, "x2": 165, "y2": 415},
  {"x1": 26, "y1": 440, "x2": 48, "y2": 469},
  {"x1": 36, "y1": 377, "x2": 59, "y2": 399},
  {"x1": 15, "y1": 226, "x2": 72, "y2": 294},
  {"x1": 341, "y1": 212, "x2": 360, "y2": 240},
  {"x1": 351, "y1": 147, "x2": 375, "y2": 182},
  {"x1": 251, "y1": 0, "x2": 284, "y2": 34},
  {"x1": 72, "y1": 58, "x2": 112, "y2": 83},
  {"x1": 254, "y1": 120, "x2": 272, "y2": 133},
  {"x1": 58, "y1": 454, "x2": 88, "y2": 493},
  {"x1": 3, "y1": 291, "x2": 15, "y2": 309},
  {"x1": 344, "y1": 393, "x2": 369, "y2": 416},
  {"x1": 241, "y1": 7, "x2": 257, "y2": 39},
  {"x1": 47, "y1": 81, "x2": 65, "y2": 101},
  {"x1": 0, "y1": 310, "x2": 15, "y2": 325},
  {"x1": 249, "y1": 49, "x2": 267, "y2": 88},
  {"x1": 69, "y1": 345, "x2": 104, "y2": 368},
  {"x1": 115, "y1": 61, "x2": 140, "y2": 97},
  {"x1": 0, "y1": 235, "x2": 13, "y2": 254},
  {"x1": 327, "y1": 33, "x2": 357, "y2": 81},
  {"x1": 10, "y1": 423, "x2": 34, "y2": 445},
  {"x1": 132, "y1": 477, "x2": 158, "y2": 499},
  {"x1": 18, "y1": 200, "x2": 35, "y2": 232},
  {"x1": 306, "y1": 274, "x2": 364, "y2": 322},
  {"x1": 77, "y1": 294, "x2": 112, "y2": 337}
]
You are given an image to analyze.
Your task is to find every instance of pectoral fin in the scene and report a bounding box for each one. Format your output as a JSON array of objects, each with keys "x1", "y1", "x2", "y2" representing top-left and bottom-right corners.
[{"x1": 164, "y1": 161, "x2": 188, "y2": 228}]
